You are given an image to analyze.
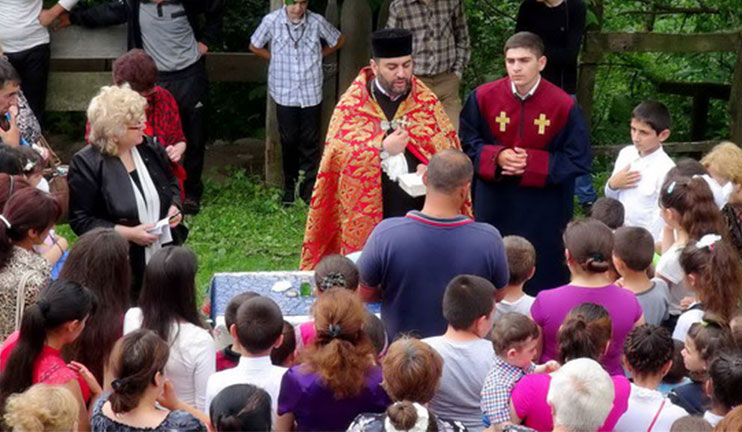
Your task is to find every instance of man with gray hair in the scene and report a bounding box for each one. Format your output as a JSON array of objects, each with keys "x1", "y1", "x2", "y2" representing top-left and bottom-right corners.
[
  {"x1": 547, "y1": 358, "x2": 615, "y2": 432},
  {"x1": 358, "y1": 149, "x2": 509, "y2": 341}
]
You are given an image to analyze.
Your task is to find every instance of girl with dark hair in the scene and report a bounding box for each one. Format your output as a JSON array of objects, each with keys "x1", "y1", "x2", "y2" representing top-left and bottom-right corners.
[
  {"x1": 669, "y1": 313, "x2": 731, "y2": 416},
  {"x1": 90, "y1": 329, "x2": 208, "y2": 432},
  {"x1": 276, "y1": 289, "x2": 390, "y2": 431},
  {"x1": 0, "y1": 186, "x2": 61, "y2": 340},
  {"x1": 209, "y1": 384, "x2": 272, "y2": 432},
  {"x1": 0, "y1": 279, "x2": 98, "y2": 431},
  {"x1": 672, "y1": 236, "x2": 742, "y2": 342},
  {"x1": 123, "y1": 246, "x2": 214, "y2": 411},
  {"x1": 531, "y1": 218, "x2": 644, "y2": 376},
  {"x1": 60, "y1": 228, "x2": 131, "y2": 385},
  {"x1": 511, "y1": 303, "x2": 631, "y2": 431},
  {"x1": 657, "y1": 175, "x2": 726, "y2": 330}
]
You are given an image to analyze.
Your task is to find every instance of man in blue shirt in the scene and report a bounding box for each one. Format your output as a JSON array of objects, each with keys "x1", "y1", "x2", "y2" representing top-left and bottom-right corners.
[{"x1": 358, "y1": 149, "x2": 509, "y2": 341}]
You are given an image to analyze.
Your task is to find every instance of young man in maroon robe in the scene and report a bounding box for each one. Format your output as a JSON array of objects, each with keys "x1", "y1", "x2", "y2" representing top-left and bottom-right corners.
[{"x1": 459, "y1": 31, "x2": 591, "y2": 294}]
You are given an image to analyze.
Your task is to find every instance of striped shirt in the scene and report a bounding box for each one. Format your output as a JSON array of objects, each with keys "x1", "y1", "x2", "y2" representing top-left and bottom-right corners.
[
  {"x1": 251, "y1": 8, "x2": 341, "y2": 107},
  {"x1": 386, "y1": 0, "x2": 470, "y2": 77}
]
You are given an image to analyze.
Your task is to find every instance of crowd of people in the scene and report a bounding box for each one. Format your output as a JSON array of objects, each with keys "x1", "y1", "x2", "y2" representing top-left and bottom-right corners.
[{"x1": 2, "y1": 0, "x2": 742, "y2": 430}]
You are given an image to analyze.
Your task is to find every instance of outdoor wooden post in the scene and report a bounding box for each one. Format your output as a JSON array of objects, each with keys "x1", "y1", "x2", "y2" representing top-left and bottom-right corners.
[
  {"x1": 730, "y1": 35, "x2": 742, "y2": 145},
  {"x1": 265, "y1": 0, "x2": 284, "y2": 187},
  {"x1": 320, "y1": 0, "x2": 340, "y2": 142},
  {"x1": 337, "y1": 0, "x2": 372, "y2": 95}
]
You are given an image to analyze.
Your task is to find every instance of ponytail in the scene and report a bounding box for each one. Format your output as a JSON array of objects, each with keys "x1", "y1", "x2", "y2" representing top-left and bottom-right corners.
[
  {"x1": 660, "y1": 176, "x2": 726, "y2": 240},
  {"x1": 209, "y1": 384, "x2": 272, "y2": 432},
  {"x1": 563, "y1": 218, "x2": 614, "y2": 274},
  {"x1": 385, "y1": 401, "x2": 436, "y2": 432},
  {"x1": 680, "y1": 238, "x2": 742, "y2": 322},
  {"x1": 0, "y1": 280, "x2": 93, "y2": 409},
  {"x1": 302, "y1": 289, "x2": 375, "y2": 399},
  {"x1": 108, "y1": 329, "x2": 169, "y2": 414},
  {"x1": 558, "y1": 303, "x2": 613, "y2": 363}
]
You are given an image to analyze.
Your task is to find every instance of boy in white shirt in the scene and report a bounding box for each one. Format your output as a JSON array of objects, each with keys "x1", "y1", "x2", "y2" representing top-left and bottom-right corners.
[
  {"x1": 494, "y1": 236, "x2": 536, "y2": 321},
  {"x1": 204, "y1": 296, "x2": 287, "y2": 416},
  {"x1": 605, "y1": 100, "x2": 675, "y2": 241}
]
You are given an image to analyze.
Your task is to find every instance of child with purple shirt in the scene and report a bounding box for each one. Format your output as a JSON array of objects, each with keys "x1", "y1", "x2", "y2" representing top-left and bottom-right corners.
[{"x1": 531, "y1": 218, "x2": 644, "y2": 376}]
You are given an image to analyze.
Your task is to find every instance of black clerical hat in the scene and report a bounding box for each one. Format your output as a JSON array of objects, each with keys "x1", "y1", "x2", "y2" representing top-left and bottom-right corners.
[{"x1": 371, "y1": 28, "x2": 413, "y2": 58}]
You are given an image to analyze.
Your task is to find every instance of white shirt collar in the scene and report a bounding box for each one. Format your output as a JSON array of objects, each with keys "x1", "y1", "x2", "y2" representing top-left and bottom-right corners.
[
  {"x1": 374, "y1": 78, "x2": 404, "y2": 102},
  {"x1": 511, "y1": 76, "x2": 541, "y2": 100},
  {"x1": 236, "y1": 355, "x2": 274, "y2": 370}
]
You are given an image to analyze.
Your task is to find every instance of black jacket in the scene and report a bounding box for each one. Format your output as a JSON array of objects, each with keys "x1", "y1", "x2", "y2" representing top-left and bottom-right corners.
[
  {"x1": 68, "y1": 137, "x2": 182, "y2": 300},
  {"x1": 68, "y1": 136, "x2": 181, "y2": 236},
  {"x1": 69, "y1": 0, "x2": 223, "y2": 52}
]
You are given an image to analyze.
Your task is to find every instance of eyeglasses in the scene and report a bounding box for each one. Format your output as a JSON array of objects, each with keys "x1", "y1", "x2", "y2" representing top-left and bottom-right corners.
[{"x1": 127, "y1": 123, "x2": 146, "y2": 131}]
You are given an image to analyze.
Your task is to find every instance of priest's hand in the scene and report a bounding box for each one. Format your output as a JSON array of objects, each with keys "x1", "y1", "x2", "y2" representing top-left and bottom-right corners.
[
  {"x1": 497, "y1": 147, "x2": 527, "y2": 176},
  {"x1": 608, "y1": 165, "x2": 641, "y2": 189},
  {"x1": 382, "y1": 128, "x2": 409, "y2": 156}
]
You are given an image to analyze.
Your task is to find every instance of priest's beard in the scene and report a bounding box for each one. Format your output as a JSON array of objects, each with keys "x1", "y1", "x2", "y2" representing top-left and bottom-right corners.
[{"x1": 376, "y1": 74, "x2": 411, "y2": 98}]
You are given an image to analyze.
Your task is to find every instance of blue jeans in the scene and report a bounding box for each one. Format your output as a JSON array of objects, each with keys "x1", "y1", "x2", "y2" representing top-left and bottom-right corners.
[{"x1": 575, "y1": 173, "x2": 597, "y2": 205}]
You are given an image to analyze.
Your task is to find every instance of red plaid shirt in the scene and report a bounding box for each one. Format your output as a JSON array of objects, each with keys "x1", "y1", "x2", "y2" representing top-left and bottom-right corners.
[{"x1": 143, "y1": 86, "x2": 186, "y2": 147}]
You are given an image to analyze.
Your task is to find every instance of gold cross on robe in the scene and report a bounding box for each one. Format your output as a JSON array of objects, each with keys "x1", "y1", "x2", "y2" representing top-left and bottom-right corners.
[
  {"x1": 534, "y1": 114, "x2": 551, "y2": 135},
  {"x1": 495, "y1": 111, "x2": 510, "y2": 132}
]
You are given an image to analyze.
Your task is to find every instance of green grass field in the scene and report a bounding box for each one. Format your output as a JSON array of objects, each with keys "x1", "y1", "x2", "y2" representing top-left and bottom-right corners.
[
  {"x1": 53, "y1": 165, "x2": 612, "y2": 302},
  {"x1": 56, "y1": 169, "x2": 307, "y2": 300}
]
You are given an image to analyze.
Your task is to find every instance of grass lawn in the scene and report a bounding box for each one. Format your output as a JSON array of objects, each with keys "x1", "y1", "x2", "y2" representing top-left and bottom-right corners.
[
  {"x1": 54, "y1": 164, "x2": 613, "y2": 301},
  {"x1": 56, "y1": 169, "x2": 307, "y2": 301}
]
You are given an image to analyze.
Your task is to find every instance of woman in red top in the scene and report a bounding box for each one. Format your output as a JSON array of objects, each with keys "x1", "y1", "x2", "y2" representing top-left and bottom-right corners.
[{"x1": 0, "y1": 279, "x2": 99, "y2": 431}]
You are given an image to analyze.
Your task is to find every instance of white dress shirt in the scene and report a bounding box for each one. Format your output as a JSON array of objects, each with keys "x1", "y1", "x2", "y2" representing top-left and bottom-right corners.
[
  {"x1": 124, "y1": 307, "x2": 216, "y2": 412},
  {"x1": 204, "y1": 355, "x2": 287, "y2": 415},
  {"x1": 605, "y1": 145, "x2": 675, "y2": 241}
]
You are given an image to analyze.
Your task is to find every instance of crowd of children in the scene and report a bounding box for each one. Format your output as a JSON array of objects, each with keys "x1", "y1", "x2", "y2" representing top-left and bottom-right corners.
[{"x1": 3, "y1": 99, "x2": 742, "y2": 432}]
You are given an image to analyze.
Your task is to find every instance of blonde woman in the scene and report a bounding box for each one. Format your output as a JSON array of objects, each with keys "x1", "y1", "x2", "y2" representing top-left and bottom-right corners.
[
  {"x1": 4, "y1": 384, "x2": 79, "y2": 431},
  {"x1": 67, "y1": 85, "x2": 183, "y2": 302}
]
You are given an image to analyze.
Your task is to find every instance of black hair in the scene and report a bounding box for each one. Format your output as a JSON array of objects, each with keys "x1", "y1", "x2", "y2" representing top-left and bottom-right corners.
[
  {"x1": 442, "y1": 275, "x2": 495, "y2": 330},
  {"x1": 139, "y1": 246, "x2": 205, "y2": 342},
  {"x1": 663, "y1": 340, "x2": 689, "y2": 384},
  {"x1": 623, "y1": 324, "x2": 674, "y2": 377},
  {"x1": 0, "y1": 280, "x2": 95, "y2": 408},
  {"x1": 270, "y1": 320, "x2": 296, "y2": 367},
  {"x1": 708, "y1": 349, "x2": 742, "y2": 411},
  {"x1": 225, "y1": 291, "x2": 259, "y2": 330},
  {"x1": 363, "y1": 311, "x2": 388, "y2": 358},
  {"x1": 632, "y1": 100, "x2": 671, "y2": 134},
  {"x1": 314, "y1": 255, "x2": 359, "y2": 293},
  {"x1": 235, "y1": 296, "x2": 284, "y2": 354},
  {"x1": 61, "y1": 228, "x2": 131, "y2": 384},
  {"x1": 0, "y1": 144, "x2": 22, "y2": 175},
  {"x1": 558, "y1": 303, "x2": 612, "y2": 363},
  {"x1": 109, "y1": 329, "x2": 169, "y2": 414},
  {"x1": 589, "y1": 197, "x2": 625, "y2": 230},
  {"x1": 209, "y1": 384, "x2": 272, "y2": 431}
]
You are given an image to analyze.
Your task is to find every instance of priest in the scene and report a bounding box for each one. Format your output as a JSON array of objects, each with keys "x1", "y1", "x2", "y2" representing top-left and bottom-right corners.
[
  {"x1": 300, "y1": 28, "x2": 467, "y2": 270},
  {"x1": 460, "y1": 32, "x2": 591, "y2": 294}
]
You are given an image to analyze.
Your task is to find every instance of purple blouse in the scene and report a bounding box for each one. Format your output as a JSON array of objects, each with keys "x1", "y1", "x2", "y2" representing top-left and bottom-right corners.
[{"x1": 277, "y1": 364, "x2": 391, "y2": 431}]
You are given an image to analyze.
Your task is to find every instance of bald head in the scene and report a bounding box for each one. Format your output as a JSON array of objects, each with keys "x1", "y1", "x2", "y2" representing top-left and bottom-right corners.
[{"x1": 426, "y1": 149, "x2": 473, "y2": 194}]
